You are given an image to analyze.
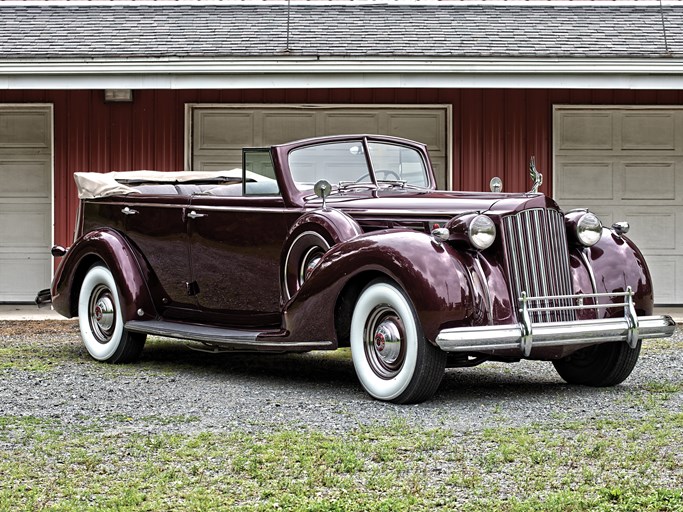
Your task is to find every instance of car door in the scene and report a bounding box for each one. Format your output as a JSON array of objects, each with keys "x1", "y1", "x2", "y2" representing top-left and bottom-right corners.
[
  {"x1": 187, "y1": 150, "x2": 296, "y2": 327},
  {"x1": 120, "y1": 192, "x2": 198, "y2": 320}
]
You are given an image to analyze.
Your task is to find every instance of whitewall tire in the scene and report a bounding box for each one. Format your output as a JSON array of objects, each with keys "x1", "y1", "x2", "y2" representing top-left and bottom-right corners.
[
  {"x1": 350, "y1": 279, "x2": 446, "y2": 403},
  {"x1": 78, "y1": 265, "x2": 146, "y2": 363}
]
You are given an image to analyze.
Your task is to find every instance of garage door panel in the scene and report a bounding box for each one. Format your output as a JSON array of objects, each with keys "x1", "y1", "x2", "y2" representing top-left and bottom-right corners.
[
  {"x1": 195, "y1": 156, "x2": 242, "y2": 173},
  {"x1": 194, "y1": 111, "x2": 254, "y2": 150},
  {"x1": 646, "y1": 257, "x2": 679, "y2": 304},
  {"x1": 558, "y1": 112, "x2": 613, "y2": 151},
  {"x1": 0, "y1": 111, "x2": 50, "y2": 149},
  {"x1": 625, "y1": 211, "x2": 676, "y2": 250},
  {"x1": 262, "y1": 113, "x2": 316, "y2": 145},
  {"x1": 554, "y1": 162, "x2": 614, "y2": 201},
  {"x1": 621, "y1": 113, "x2": 675, "y2": 150},
  {"x1": 323, "y1": 113, "x2": 381, "y2": 136},
  {"x1": 0, "y1": 254, "x2": 50, "y2": 302},
  {"x1": 0, "y1": 204, "x2": 51, "y2": 249},
  {"x1": 622, "y1": 162, "x2": 676, "y2": 200},
  {"x1": 386, "y1": 112, "x2": 445, "y2": 154},
  {"x1": 0, "y1": 159, "x2": 50, "y2": 198}
]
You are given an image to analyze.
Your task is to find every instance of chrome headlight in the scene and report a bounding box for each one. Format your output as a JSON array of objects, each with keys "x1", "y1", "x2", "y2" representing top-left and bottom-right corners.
[
  {"x1": 444, "y1": 213, "x2": 497, "y2": 250},
  {"x1": 468, "y1": 215, "x2": 496, "y2": 250},
  {"x1": 575, "y1": 212, "x2": 602, "y2": 247}
]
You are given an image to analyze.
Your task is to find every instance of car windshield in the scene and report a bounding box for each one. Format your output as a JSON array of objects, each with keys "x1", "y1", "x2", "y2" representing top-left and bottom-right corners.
[{"x1": 288, "y1": 140, "x2": 429, "y2": 191}]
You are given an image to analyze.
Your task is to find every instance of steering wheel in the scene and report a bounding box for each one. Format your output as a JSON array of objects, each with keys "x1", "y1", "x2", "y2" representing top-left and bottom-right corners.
[{"x1": 354, "y1": 170, "x2": 401, "y2": 183}]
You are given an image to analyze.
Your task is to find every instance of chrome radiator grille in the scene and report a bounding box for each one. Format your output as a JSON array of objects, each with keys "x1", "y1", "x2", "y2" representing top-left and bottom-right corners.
[{"x1": 501, "y1": 208, "x2": 576, "y2": 323}]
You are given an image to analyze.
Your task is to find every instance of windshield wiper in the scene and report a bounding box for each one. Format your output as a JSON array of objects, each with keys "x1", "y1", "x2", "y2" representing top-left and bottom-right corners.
[
  {"x1": 377, "y1": 180, "x2": 427, "y2": 191},
  {"x1": 337, "y1": 180, "x2": 378, "y2": 192}
]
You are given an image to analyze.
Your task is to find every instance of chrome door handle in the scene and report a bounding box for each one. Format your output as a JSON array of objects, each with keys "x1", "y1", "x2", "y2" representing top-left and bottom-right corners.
[
  {"x1": 121, "y1": 207, "x2": 138, "y2": 215},
  {"x1": 187, "y1": 210, "x2": 207, "y2": 219}
]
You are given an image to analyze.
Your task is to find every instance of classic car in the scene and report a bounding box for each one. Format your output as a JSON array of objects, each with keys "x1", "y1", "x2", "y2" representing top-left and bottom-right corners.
[{"x1": 39, "y1": 134, "x2": 675, "y2": 403}]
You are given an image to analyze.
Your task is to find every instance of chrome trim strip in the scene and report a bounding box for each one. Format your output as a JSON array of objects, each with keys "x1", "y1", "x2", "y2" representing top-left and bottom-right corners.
[
  {"x1": 435, "y1": 315, "x2": 675, "y2": 354},
  {"x1": 92, "y1": 200, "x2": 299, "y2": 215},
  {"x1": 472, "y1": 255, "x2": 493, "y2": 325},
  {"x1": 579, "y1": 248, "x2": 598, "y2": 294}
]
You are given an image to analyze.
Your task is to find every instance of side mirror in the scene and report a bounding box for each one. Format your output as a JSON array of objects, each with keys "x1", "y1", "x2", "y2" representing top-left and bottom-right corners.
[{"x1": 314, "y1": 180, "x2": 332, "y2": 210}]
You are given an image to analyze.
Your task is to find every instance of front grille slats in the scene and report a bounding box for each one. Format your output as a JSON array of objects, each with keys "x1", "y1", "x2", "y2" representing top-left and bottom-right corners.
[{"x1": 502, "y1": 209, "x2": 575, "y2": 323}]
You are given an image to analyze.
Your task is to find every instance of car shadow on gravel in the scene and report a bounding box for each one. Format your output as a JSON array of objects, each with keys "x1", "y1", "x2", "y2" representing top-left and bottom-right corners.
[{"x1": 136, "y1": 339, "x2": 609, "y2": 405}]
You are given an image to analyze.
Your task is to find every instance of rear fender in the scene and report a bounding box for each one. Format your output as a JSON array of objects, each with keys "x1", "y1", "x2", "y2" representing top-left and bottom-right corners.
[
  {"x1": 282, "y1": 229, "x2": 474, "y2": 344},
  {"x1": 51, "y1": 229, "x2": 157, "y2": 322},
  {"x1": 280, "y1": 209, "x2": 362, "y2": 301}
]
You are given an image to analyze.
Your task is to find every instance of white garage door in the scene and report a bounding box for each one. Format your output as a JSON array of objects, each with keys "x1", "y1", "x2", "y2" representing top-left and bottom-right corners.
[
  {"x1": 0, "y1": 106, "x2": 52, "y2": 302},
  {"x1": 554, "y1": 106, "x2": 683, "y2": 304},
  {"x1": 189, "y1": 105, "x2": 449, "y2": 189}
]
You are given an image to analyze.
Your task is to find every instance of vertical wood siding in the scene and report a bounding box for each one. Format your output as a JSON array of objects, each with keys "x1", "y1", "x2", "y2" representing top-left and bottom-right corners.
[{"x1": 2, "y1": 88, "x2": 683, "y2": 248}]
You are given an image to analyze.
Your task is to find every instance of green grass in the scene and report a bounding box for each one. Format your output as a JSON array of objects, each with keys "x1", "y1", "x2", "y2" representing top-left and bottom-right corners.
[
  {"x1": 1, "y1": 327, "x2": 681, "y2": 510},
  {"x1": 0, "y1": 413, "x2": 681, "y2": 511}
]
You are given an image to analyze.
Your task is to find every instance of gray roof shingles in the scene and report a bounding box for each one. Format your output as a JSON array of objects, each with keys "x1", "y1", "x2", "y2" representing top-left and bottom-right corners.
[{"x1": 0, "y1": 4, "x2": 680, "y2": 59}]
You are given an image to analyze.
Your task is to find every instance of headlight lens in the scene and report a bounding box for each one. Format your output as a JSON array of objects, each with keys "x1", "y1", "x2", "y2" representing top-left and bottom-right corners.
[
  {"x1": 576, "y1": 212, "x2": 602, "y2": 247},
  {"x1": 468, "y1": 215, "x2": 496, "y2": 250}
]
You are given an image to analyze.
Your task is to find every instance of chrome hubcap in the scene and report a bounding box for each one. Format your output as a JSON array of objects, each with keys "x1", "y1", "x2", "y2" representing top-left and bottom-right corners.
[
  {"x1": 364, "y1": 306, "x2": 406, "y2": 379},
  {"x1": 89, "y1": 285, "x2": 116, "y2": 344},
  {"x1": 94, "y1": 297, "x2": 114, "y2": 330}
]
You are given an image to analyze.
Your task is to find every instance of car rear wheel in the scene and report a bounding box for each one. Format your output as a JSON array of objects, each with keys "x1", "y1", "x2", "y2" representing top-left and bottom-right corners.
[
  {"x1": 78, "y1": 264, "x2": 146, "y2": 363},
  {"x1": 283, "y1": 230, "x2": 331, "y2": 301},
  {"x1": 552, "y1": 340, "x2": 641, "y2": 387},
  {"x1": 350, "y1": 279, "x2": 446, "y2": 403}
]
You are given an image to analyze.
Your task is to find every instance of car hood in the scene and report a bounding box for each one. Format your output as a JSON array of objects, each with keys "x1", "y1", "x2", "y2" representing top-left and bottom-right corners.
[{"x1": 305, "y1": 189, "x2": 561, "y2": 219}]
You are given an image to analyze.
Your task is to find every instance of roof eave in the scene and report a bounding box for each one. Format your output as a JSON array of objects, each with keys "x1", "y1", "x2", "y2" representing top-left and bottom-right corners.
[{"x1": 2, "y1": 56, "x2": 683, "y2": 90}]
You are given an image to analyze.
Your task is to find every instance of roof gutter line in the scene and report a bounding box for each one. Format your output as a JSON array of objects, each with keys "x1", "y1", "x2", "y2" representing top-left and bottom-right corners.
[{"x1": 2, "y1": 57, "x2": 683, "y2": 75}]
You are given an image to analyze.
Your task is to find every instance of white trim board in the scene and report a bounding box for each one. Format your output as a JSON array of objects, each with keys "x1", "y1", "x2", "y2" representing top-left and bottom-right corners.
[{"x1": 3, "y1": 58, "x2": 683, "y2": 90}]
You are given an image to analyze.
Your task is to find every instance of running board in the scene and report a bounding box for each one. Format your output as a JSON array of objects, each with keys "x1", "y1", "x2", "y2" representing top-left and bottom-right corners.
[{"x1": 125, "y1": 320, "x2": 333, "y2": 351}]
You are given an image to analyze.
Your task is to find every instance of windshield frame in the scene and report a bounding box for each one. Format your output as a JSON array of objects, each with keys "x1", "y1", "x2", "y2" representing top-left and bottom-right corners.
[{"x1": 286, "y1": 136, "x2": 432, "y2": 194}]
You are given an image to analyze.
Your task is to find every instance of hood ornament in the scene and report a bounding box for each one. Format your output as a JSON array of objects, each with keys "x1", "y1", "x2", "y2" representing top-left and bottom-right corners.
[{"x1": 529, "y1": 156, "x2": 543, "y2": 193}]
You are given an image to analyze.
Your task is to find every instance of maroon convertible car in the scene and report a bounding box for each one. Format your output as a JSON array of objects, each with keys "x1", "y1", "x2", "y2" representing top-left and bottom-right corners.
[{"x1": 40, "y1": 134, "x2": 675, "y2": 403}]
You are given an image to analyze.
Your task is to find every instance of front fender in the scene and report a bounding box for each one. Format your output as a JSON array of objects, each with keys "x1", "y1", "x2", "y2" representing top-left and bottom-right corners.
[
  {"x1": 282, "y1": 229, "x2": 474, "y2": 344},
  {"x1": 51, "y1": 228, "x2": 157, "y2": 322},
  {"x1": 572, "y1": 227, "x2": 654, "y2": 316}
]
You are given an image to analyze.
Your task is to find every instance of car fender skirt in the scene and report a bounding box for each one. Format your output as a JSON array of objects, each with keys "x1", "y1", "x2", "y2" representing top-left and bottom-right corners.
[
  {"x1": 283, "y1": 229, "x2": 474, "y2": 343},
  {"x1": 51, "y1": 229, "x2": 157, "y2": 322}
]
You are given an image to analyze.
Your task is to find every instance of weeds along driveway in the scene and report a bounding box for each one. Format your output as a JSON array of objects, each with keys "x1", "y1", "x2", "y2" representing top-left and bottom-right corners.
[{"x1": 0, "y1": 320, "x2": 681, "y2": 510}]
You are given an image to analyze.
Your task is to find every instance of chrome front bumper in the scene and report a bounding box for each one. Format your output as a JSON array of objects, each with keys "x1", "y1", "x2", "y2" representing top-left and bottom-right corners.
[
  {"x1": 436, "y1": 288, "x2": 676, "y2": 357},
  {"x1": 435, "y1": 315, "x2": 675, "y2": 356}
]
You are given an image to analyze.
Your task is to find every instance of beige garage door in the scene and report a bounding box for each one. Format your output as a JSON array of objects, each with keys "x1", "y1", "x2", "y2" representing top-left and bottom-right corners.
[
  {"x1": 190, "y1": 105, "x2": 449, "y2": 189},
  {"x1": 0, "y1": 106, "x2": 52, "y2": 302},
  {"x1": 554, "y1": 106, "x2": 683, "y2": 304}
]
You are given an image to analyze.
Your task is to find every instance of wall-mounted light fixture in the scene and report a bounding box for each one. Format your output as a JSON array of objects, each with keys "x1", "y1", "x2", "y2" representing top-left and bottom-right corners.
[{"x1": 104, "y1": 89, "x2": 133, "y2": 102}]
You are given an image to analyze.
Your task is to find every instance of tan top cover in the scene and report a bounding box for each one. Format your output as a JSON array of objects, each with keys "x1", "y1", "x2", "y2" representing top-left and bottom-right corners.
[{"x1": 73, "y1": 169, "x2": 251, "y2": 199}]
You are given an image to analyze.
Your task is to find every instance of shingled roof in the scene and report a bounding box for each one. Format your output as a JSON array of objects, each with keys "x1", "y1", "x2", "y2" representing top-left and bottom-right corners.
[
  {"x1": 0, "y1": 0, "x2": 681, "y2": 59},
  {"x1": 2, "y1": 0, "x2": 683, "y2": 90}
]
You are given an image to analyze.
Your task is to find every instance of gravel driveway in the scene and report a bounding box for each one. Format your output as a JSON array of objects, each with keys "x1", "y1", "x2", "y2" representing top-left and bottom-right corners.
[{"x1": 1, "y1": 320, "x2": 681, "y2": 434}]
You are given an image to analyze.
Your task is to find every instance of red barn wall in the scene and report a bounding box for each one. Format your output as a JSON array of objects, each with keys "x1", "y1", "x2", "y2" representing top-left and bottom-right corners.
[{"x1": 1, "y1": 88, "x2": 683, "y2": 248}]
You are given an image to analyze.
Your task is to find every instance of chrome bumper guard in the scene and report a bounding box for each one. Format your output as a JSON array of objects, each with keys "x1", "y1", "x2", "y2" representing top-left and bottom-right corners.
[{"x1": 436, "y1": 287, "x2": 676, "y2": 357}]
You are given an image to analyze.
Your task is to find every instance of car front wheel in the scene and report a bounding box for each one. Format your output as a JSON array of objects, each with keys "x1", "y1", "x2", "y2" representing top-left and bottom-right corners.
[
  {"x1": 78, "y1": 264, "x2": 146, "y2": 363},
  {"x1": 552, "y1": 340, "x2": 641, "y2": 387},
  {"x1": 350, "y1": 279, "x2": 446, "y2": 403}
]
